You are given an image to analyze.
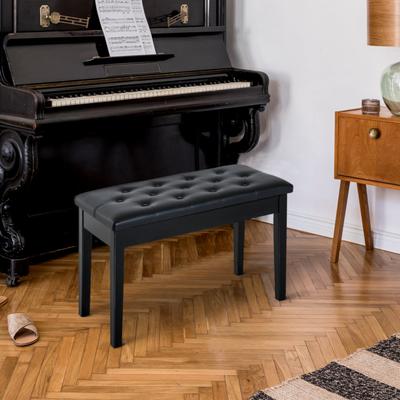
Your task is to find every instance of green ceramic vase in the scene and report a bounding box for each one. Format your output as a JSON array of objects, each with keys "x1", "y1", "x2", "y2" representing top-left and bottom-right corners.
[{"x1": 381, "y1": 62, "x2": 400, "y2": 116}]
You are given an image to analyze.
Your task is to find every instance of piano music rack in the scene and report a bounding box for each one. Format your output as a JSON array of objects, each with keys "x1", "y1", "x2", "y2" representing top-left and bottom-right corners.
[{"x1": 83, "y1": 54, "x2": 175, "y2": 66}]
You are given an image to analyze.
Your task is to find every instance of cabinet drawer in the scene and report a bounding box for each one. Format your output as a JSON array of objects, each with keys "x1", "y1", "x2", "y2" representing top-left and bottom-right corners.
[{"x1": 336, "y1": 116, "x2": 400, "y2": 186}]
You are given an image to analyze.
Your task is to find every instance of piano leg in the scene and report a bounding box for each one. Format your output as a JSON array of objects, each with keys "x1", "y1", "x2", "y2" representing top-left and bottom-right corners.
[
  {"x1": 0, "y1": 129, "x2": 38, "y2": 286},
  {"x1": 226, "y1": 108, "x2": 262, "y2": 155},
  {"x1": 3, "y1": 258, "x2": 29, "y2": 287},
  {"x1": 6, "y1": 268, "x2": 19, "y2": 287},
  {"x1": 185, "y1": 108, "x2": 263, "y2": 168}
]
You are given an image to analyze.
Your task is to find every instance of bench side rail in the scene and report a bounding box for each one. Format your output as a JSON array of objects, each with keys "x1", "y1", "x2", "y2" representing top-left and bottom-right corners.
[{"x1": 83, "y1": 196, "x2": 281, "y2": 247}]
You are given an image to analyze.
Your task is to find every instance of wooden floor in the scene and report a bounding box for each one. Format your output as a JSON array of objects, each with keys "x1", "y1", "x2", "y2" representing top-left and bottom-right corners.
[{"x1": 0, "y1": 221, "x2": 399, "y2": 400}]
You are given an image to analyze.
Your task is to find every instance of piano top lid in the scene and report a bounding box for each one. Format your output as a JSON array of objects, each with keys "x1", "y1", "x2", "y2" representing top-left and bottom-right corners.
[{"x1": 3, "y1": 29, "x2": 231, "y2": 87}]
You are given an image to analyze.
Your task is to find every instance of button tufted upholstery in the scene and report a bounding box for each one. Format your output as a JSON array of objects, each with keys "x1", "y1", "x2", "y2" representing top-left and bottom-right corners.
[
  {"x1": 75, "y1": 165, "x2": 293, "y2": 231},
  {"x1": 77, "y1": 164, "x2": 293, "y2": 348}
]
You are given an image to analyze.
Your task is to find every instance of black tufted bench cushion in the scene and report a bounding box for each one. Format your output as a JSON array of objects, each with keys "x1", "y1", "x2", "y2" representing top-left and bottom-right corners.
[{"x1": 75, "y1": 165, "x2": 293, "y2": 347}]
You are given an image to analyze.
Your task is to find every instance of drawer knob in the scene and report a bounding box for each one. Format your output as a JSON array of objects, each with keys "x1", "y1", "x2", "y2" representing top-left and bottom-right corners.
[{"x1": 369, "y1": 128, "x2": 381, "y2": 140}]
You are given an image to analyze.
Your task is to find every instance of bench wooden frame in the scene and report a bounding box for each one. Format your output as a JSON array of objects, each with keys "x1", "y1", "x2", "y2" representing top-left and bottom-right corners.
[{"x1": 78, "y1": 194, "x2": 288, "y2": 348}]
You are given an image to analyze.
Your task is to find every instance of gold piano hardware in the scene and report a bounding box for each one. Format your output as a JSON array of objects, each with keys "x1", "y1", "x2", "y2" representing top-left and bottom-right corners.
[
  {"x1": 167, "y1": 4, "x2": 189, "y2": 27},
  {"x1": 40, "y1": 5, "x2": 90, "y2": 29}
]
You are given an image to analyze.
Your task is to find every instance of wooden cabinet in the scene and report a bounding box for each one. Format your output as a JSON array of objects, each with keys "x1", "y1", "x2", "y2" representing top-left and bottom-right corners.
[{"x1": 331, "y1": 108, "x2": 400, "y2": 262}]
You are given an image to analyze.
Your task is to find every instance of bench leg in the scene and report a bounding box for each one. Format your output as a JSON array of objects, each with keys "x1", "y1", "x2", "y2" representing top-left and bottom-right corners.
[
  {"x1": 234, "y1": 221, "x2": 245, "y2": 276},
  {"x1": 79, "y1": 210, "x2": 92, "y2": 317},
  {"x1": 274, "y1": 195, "x2": 287, "y2": 301},
  {"x1": 110, "y1": 240, "x2": 124, "y2": 348}
]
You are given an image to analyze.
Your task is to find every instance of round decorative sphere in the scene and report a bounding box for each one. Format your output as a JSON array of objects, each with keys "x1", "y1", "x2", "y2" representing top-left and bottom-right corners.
[{"x1": 381, "y1": 62, "x2": 400, "y2": 116}]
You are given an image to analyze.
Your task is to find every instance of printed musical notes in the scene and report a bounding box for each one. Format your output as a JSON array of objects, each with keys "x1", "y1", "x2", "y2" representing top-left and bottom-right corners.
[{"x1": 95, "y1": 0, "x2": 156, "y2": 57}]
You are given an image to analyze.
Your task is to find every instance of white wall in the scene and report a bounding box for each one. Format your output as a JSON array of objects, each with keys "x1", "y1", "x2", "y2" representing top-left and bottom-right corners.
[{"x1": 227, "y1": 0, "x2": 400, "y2": 253}]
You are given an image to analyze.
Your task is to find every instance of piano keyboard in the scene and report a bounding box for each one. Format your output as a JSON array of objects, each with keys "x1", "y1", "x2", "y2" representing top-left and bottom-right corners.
[{"x1": 48, "y1": 81, "x2": 252, "y2": 108}]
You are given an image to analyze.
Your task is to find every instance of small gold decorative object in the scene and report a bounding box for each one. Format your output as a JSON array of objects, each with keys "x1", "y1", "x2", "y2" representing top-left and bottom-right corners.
[
  {"x1": 40, "y1": 5, "x2": 90, "y2": 29},
  {"x1": 369, "y1": 128, "x2": 381, "y2": 139},
  {"x1": 362, "y1": 99, "x2": 380, "y2": 115},
  {"x1": 167, "y1": 4, "x2": 189, "y2": 27},
  {"x1": 181, "y1": 4, "x2": 189, "y2": 24}
]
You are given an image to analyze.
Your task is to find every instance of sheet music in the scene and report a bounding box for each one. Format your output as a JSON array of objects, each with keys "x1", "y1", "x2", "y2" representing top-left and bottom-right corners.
[{"x1": 95, "y1": 0, "x2": 156, "y2": 57}]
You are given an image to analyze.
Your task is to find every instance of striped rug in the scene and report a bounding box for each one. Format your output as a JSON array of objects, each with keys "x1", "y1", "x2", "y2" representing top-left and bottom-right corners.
[{"x1": 250, "y1": 333, "x2": 400, "y2": 400}]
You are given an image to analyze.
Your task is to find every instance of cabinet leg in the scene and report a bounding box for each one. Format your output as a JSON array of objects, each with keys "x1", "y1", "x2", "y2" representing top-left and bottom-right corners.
[
  {"x1": 357, "y1": 184, "x2": 374, "y2": 251},
  {"x1": 331, "y1": 181, "x2": 350, "y2": 263}
]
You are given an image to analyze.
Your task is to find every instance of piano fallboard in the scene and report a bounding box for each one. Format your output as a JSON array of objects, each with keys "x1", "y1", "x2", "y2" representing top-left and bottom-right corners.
[
  {"x1": 40, "y1": 86, "x2": 267, "y2": 126},
  {"x1": 36, "y1": 68, "x2": 268, "y2": 124}
]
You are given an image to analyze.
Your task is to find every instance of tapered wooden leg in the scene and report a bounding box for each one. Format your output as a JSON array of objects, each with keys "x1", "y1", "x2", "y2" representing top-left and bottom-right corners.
[
  {"x1": 79, "y1": 210, "x2": 92, "y2": 317},
  {"x1": 357, "y1": 184, "x2": 374, "y2": 251},
  {"x1": 274, "y1": 195, "x2": 287, "y2": 301},
  {"x1": 233, "y1": 221, "x2": 245, "y2": 276},
  {"x1": 331, "y1": 181, "x2": 350, "y2": 263},
  {"x1": 110, "y1": 239, "x2": 125, "y2": 348}
]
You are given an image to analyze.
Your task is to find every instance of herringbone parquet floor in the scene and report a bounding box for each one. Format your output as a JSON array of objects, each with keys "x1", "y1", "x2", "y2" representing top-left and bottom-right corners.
[{"x1": 0, "y1": 221, "x2": 399, "y2": 400}]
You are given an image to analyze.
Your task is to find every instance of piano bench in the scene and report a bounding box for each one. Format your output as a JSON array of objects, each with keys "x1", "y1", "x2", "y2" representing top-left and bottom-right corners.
[{"x1": 75, "y1": 165, "x2": 293, "y2": 348}]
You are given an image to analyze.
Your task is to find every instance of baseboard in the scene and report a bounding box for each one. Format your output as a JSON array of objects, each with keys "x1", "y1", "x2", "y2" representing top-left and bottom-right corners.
[{"x1": 258, "y1": 210, "x2": 400, "y2": 255}]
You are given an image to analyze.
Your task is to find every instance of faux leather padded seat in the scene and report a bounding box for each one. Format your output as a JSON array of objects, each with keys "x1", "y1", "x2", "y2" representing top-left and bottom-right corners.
[
  {"x1": 75, "y1": 165, "x2": 293, "y2": 231},
  {"x1": 76, "y1": 164, "x2": 293, "y2": 348}
]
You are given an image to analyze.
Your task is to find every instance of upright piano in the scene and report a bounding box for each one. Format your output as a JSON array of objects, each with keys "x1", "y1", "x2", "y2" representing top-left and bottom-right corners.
[{"x1": 0, "y1": 0, "x2": 270, "y2": 285}]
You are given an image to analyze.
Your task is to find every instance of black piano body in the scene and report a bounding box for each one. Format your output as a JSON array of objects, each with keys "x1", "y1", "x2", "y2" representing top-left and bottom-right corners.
[{"x1": 0, "y1": 0, "x2": 270, "y2": 285}]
